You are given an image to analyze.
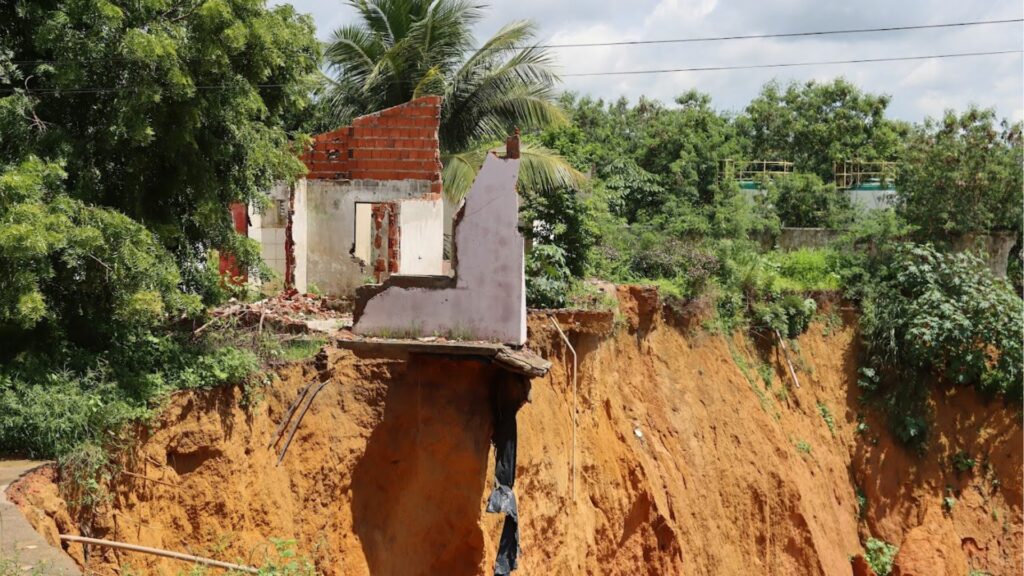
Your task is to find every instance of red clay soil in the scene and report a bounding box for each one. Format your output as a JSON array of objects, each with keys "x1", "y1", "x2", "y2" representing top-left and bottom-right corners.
[{"x1": 10, "y1": 289, "x2": 1022, "y2": 575}]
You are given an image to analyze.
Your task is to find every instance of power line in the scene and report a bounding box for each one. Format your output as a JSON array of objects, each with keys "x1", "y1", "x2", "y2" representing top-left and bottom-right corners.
[
  {"x1": 522, "y1": 17, "x2": 1023, "y2": 49},
  {"x1": 11, "y1": 17, "x2": 1023, "y2": 64},
  {"x1": 2, "y1": 49, "x2": 1019, "y2": 93},
  {"x1": 563, "y1": 49, "x2": 1023, "y2": 77}
]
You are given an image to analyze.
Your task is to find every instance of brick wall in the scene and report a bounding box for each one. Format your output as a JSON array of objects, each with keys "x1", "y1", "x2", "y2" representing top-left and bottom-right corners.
[{"x1": 300, "y1": 96, "x2": 443, "y2": 195}]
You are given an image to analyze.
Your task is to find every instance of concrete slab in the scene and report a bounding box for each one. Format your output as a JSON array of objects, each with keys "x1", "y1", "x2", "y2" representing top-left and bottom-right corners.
[
  {"x1": 333, "y1": 336, "x2": 551, "y2": 377},
  {"x1": 0, "y1": 460, "x2": 80, "y2": 575}
]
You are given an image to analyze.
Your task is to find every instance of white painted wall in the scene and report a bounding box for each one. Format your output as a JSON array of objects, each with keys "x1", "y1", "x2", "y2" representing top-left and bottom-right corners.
[
  {"x1": 305, "y1": 179, "x2": 441, "y2": 296},
  {"x1": 398, "y1": 197, "x2": 444, "y2": 275},
  {"x1": 354, "y1": 154, "x2": 526, "y2": 344},
  {"x1": 353, "y1": 203, "x2": 372, "y2": 266}
]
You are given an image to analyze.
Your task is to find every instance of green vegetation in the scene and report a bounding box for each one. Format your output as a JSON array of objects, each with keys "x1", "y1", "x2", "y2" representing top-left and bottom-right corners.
[
  {"x1": 795, "y1": 439, "x2": 812, "y2": 455},
  {"x1": 863, "y1": 537, "x2": 898, "y2": 576},
  {"x1": 739, "y1": 78, "x2": 906, "y2": 183},
  {"x1": 767, "y1": 249, "x2": 842, "y2": 292},
  {"x1": 952, "y1": 451, "x2": 976, "y2": 473},
  {"x1": 766, "y1": 173, "x2": 853, "y2": 229},
  {"x1": 164, "y1": 538, "x2": 316, "y2": 576},
  {"x1": 1, "y1": 0, "x2": 321, "y2": 290},
  {"x1": 525, "y1": 244, "x2": 573, "y2": 308},
  {"x1": 860, "y1": 245, "x2": 1023, "y2": 446},
  {"x1": 898, "y1": 107, "x2": 1022, "y2": 236},
  {"x1": 943, "y1": 486, "x2": 958, "y2": 513},
  {"x1": 855, "y1": 488, "x2": 867, "y2": 519},
  {"x1": 817, "y1": 402, "x2": 836, "y2": 436},
  {"x1": 0, "y1": 0, "x2": 322, "y2": 460}
]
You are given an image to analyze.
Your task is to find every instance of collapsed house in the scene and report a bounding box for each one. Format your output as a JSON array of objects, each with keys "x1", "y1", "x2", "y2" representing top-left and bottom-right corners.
[
  {"x1": 233, "y1": 96, "x2": 447, "y2": 296},
  {"x1": 230, "y1": 97, "x2": 527, "y2": 345}
]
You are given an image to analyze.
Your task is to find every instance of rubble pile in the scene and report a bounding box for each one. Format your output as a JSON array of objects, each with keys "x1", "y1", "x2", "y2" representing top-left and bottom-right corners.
[{"x1": 209, "y1": 290, "x2": 352, "y2": 334}]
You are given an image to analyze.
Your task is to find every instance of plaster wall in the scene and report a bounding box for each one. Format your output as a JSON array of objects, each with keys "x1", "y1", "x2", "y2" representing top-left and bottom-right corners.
[
  {"x1": 398, "y1": 198, "x2": 445, "y2": 275},
  {"x1": 353, "y1": 154, "x2": 526, "y2": 345},
  {"x1": 305, "y1": 178, "x2": 440, "y2": 296},
  {"x1": 354, "y1": 204, "x2": 373, "y2": 265}
]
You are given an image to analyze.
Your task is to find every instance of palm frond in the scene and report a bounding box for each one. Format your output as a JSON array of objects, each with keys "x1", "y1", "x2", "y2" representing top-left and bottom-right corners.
[
  {"x1": 441, "y1": 147, "x2": 488, "y2": 203},
  {"x1": 441, "y1": 142, "x2": 585, "y2": 203},
  {"x1": 517, "y1": 143, "x2": 585, "y2": 194}
]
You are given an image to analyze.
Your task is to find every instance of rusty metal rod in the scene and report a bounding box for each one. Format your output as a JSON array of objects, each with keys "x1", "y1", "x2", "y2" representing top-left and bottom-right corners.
[
  {"x1": 59, "y1": 535, "x2": 258, "y2": 573},
  {"x1": 276, "y1": 378, "x2": 331, "y2": 466},
  {"x1": 775, "y1": 329, "x2": 801, "y2": 389},
  {"x1": 268, "y1": 380, "x2": 316, "y2": 449}
]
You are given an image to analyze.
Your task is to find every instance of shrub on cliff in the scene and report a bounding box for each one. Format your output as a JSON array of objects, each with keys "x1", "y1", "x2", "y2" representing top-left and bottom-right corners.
[{"x1": 860, "y1": 244, "x2": 1023, "y2": 444}]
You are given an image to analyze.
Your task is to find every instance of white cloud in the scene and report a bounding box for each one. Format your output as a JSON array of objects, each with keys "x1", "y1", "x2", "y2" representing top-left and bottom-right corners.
[
  {"x1": 645, "y1": 0, "x2": 719, "y2": 28},
  {"x1": 273, "y1": 0, "x2": 1024, "y2": 122}
]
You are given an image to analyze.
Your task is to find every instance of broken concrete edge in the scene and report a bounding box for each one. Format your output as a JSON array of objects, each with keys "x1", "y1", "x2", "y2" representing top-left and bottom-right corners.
[
  {"x1": 1, "y1": 461, "x2": 83, "y2": 575},
  {"x1": 331, "y1": 336, "x2": 551, "y2": 378},
  {"x1": 352, "y1": 274, "x2": 456, "y2": 325}
]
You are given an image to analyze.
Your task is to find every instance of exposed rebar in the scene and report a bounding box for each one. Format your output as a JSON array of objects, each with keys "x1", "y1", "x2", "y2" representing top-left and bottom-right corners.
[{"x1": 268, "y1": 380, "x2": 315, "y2": 449}]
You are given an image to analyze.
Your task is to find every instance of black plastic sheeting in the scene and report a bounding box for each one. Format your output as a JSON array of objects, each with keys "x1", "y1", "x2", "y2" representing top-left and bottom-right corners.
[{"x1": 487, "y1": 375, "x2": 529, "y2": 575}]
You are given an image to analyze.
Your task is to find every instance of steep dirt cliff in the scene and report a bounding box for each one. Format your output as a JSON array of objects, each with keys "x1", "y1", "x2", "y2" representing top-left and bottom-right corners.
[{"x1": 9, "y1": 290, "x2": 1022, "y2": 575}]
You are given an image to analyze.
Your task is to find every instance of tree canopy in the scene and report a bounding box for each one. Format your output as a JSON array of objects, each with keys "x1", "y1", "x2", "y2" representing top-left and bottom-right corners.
[
  {"x1": 896, "y1": 107, "x2": 1023, "y2": 236},
  {"x1": 738, "y1": 78, "x2": 906, "y2": 182},
  {"x1": 0, "y1": 0, "x2": 321, "y2": 291}
]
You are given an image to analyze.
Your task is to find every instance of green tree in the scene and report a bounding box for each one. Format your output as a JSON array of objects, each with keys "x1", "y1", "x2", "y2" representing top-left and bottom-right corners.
[
  {"x1": 897, "y1": 107, "x2": 1023, "y2": 236},
  {"x1": 0, "y1": 157, "x2": 199, "y2": 348},
  {"x1": 0, "y1": 0, "x2": 321, "y2": 290},
  {"x1": 542, "y1": 92, "x2": 743, "y2": 228},
  {"x1": 739, "y1": 78, "x2": 905, "y2": 182},
  {"x1": 322, "y1": 0, "x2": 581, "y2": 201},
  {"x1": 767, "y1": 172, "x2": 853, "y2": 228}
]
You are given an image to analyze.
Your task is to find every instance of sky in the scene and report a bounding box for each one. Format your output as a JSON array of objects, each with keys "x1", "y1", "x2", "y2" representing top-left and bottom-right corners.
[{"x1": 274, "y1": 0, "x2": 1024, "y2": 122}]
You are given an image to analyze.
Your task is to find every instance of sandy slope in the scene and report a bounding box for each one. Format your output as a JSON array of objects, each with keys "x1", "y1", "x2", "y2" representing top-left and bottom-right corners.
[{"x1": 9, "y1": 290, "x2": 1022, "y2": 575}]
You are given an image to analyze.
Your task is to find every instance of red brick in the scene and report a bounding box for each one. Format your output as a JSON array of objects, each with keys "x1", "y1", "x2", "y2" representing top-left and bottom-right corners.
[{"x1": 302, "y1": 97, "x2": 442, "y2": 177}]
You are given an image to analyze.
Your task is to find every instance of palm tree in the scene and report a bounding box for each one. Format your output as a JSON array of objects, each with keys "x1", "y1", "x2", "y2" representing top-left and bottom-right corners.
[{"x1": 322, "y1": 0, "x2": 583, "y2": 202}]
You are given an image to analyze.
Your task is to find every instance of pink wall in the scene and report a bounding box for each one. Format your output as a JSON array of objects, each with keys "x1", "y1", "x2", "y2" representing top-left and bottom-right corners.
[{"x1": 352, "y1": 153, "x2": 526, "y2": 345}]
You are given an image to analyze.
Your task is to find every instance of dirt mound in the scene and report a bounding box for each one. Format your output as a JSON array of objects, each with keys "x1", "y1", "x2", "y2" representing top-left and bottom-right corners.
[{"x1": 11, "y1": 289, "x2": 1023, "y2": 575}]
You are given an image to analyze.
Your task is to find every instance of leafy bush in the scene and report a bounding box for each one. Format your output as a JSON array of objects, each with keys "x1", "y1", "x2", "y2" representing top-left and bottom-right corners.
[
  {"x1": 0, "y1": 332, "x2": 259, "y2": 458},
  {"x1": 864, "y1": 537, "x2": 898, "y2": 576},
  {"x1": 526, "y1": 244, "x2": 572, "y2": 308},
  {"x1": 897, "y1": 107, "x2": 1022, "y2": 236},
  {"x1": 626, "y1": 234, "x2": 720, "y2": 297},
  {"x1": 830, "y1": 209, "x2": 913, "y2": 301},
  {"x1": 0, "y1": 158, "x2": 201, "y2": 348},
  {"x1": 753, "y1": 294, "x2": 816, "y2": 338},
  {"x1": 860, "y1": 244, "x2": 1023, "y2": 445}
]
